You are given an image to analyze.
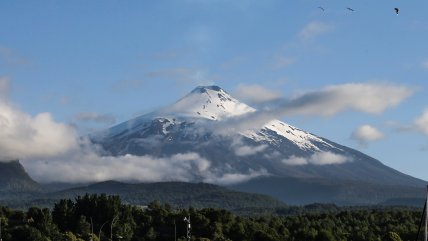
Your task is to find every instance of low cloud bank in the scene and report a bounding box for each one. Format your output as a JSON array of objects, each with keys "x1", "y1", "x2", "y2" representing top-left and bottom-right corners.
[
  {"x1": 1, "y1": 77, "x2": 267, "y2": 185},
  {"x1": 282, "y1": 152, "x2": 350, "y2": 166}
]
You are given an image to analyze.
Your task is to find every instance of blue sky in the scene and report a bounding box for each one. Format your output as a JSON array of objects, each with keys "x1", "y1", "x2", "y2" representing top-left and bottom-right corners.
[{"x1": 1, "y1": 0, "x2": 428, "y2": 181}]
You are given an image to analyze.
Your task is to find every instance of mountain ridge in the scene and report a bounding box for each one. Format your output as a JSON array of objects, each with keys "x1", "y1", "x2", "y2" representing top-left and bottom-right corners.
[{"x1": 0, "y1": 160, "x2": 43, "y2": 194}]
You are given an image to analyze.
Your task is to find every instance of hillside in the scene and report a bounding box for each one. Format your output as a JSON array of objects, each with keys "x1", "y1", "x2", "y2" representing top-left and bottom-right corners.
[
  {"x1": 48, "y1": 181, "x2": 286, "y2": 210},
  {"x1": 0, "y1": 160, "x2": 43, "y2": 194}
]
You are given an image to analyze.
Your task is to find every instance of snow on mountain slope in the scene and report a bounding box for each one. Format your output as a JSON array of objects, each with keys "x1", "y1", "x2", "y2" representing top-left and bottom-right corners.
[
  {"x1": 161, "y1": 85, "x2": 255, "y2": 120},
  {"x1": 97, "y1": 85, "x2": 328, "y2": 153},
  {"x1": 242, "y1": 119, "x2": 337, "y2": 151},
  {"x1": 96, "y1": 86, "x2": 254, "y2": 139}
]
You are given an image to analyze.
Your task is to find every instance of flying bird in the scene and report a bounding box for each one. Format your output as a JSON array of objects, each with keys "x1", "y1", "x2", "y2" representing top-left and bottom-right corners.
[
  {"x1": 318, "y1": 6, "x2": 325, "y2": 11},
  {"x1": 394, "y1": 8, "x2": 399, "y2": 15},
  {"x1": 346, "y1": 7, "x2": 355, "y2": 12}
]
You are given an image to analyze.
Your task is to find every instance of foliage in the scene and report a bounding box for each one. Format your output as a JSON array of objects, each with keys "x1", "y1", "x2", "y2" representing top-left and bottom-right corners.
[{"x1": 0, "y1": 194, "x2": 424, "y2": 240}]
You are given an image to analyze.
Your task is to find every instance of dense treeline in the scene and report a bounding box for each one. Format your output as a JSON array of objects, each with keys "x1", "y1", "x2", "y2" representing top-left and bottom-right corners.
[{"x1": 0, "y1": 194, "x2": 423, "y2": 241}]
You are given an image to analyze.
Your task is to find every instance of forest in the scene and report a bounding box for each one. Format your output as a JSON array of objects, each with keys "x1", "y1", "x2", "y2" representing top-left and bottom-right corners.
[{"x1": 0, "y1": 194, "x2": 424, "y2": 241}]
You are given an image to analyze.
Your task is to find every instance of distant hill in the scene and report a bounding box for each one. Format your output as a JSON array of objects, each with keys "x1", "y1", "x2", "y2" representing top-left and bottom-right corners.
[
  {"x1": 0, "y1": 160, "x2": 43, "y2": 194},
  {"x1": 229, "y1": 176, "x2": 426, "y2": 206},
  {"x1": 47, "y1": 181, "x2": 286, "y2": 210}
]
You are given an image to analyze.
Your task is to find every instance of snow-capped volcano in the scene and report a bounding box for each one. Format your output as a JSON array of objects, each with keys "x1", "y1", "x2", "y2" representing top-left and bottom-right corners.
[
  {"x1": 161, "y1": 85, "x2": 255, "y2": 120},
  {"x1": 99, "y1": 86, "x2": 334, "y2": 153},
  {"x1": 93, "y1": 85, "x2": 425, "y2": 205}
]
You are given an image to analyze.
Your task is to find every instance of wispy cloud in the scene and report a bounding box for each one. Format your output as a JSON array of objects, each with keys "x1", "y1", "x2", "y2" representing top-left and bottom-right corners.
[
  {"x1": 203, "y1": 169, "x2": 269, "y2": 185},
  {"x1": 0, "y1": 76, "x2": 11, "y2": 101},
  {"x1": 152, "y1": 48, "x2": 191, "y2": 61},
  {"x1": 298, "y1": 21, "x2": 334, "y2": 40},
  {"x1": 74, "y1": 112, "x2": 116, "y2": 125},
  {"x1": 422, "y1": 60, "x2": 428, "y2": 70},
  {"x1": 385, "y1": 109, "x2": 428, "y2": 137},
  {"x1": 111, "y1": 79, "x2": 143, "y2": 93},
  {"x1": 234, "y1": 84, "x2": 282, "y2": 104},
  {"x1": 220, "y1": 56, "x2": 248, "y2": 70},
  {"x1": 231, "y1": 137, "x2": 267, "y2": 156},
  {"x1": 270, "y1": 55, "x2": 295, "y2": 70},
  {"x1": 0, "y1": 46, "x2": 32, "y2": 67},
  {"x1": 351, "y1": 124, "x2": 384, "y2": 147},
  {"x1": 285, "y1": 82, "x2": 414, "y2": 117},
  {"x1": 282, "y1": 152, "x2": 349, "y2": 166},
  {"x1": 210, "y1": 82, "x2": 414, "y2": 135},
  {"x1": 146, "y1": 67, "x2": 215, "y2": 85},
  {"x1": 414, "y1": 109, "x2": 428, "y2": 136}
]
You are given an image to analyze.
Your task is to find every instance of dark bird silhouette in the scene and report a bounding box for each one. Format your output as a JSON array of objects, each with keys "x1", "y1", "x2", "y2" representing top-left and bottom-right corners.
[
  {"x1": 318, "y1": 6, "x2": 325, "y2": 11},
  {"x1": 346, "y1": 7, "x2": 355, "y2": 12},
  {"x1": 394, "y1": 8, "x2": 399, "y2": 15}
]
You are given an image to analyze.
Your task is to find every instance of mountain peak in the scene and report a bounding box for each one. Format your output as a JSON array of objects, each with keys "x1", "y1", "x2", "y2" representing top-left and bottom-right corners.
[
  {"x1": 191, "y1": 85, "x2": 223, "y2": 94},
  {"x1": 162, "y1": 85, "x2": 255, "y2": 120}
]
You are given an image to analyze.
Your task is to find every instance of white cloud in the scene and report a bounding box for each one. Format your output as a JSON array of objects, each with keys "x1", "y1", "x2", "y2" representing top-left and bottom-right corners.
[
  {"x1": 234, "y1": 144, "x2": 267, "y2": 156},
  {"x1": 74, "y1": 112, "x2": 116, "y2": 125},
  {"x1": 282, "y1": 156, "x2": 308, "y2": 166},
  {"x1": 414, "y1": 109, "x2": 428, "y2": 135},
  {"x1": 351, "y1": 124, "x2": 384, "y2": 146},
  {"x1": 309, "y1": 152, "x2": 349, "y2": 165},
  {"x1": 230, "y1": 136, "x2": 268, "y2": 156},
  {"x1": 23, "y1": 152, "x2": 212, "y2": 183},
  {"x1": 0, "y1": 101, "x2": 79, "y2": 160},
  {"x1": 22, "y1": 148, "x2": 269, "y2": 185},
  {"x1": 203, "y1": 169, "x2": 269, "y2": 185},
  {"x1": 234, "y1": 84, "x2": 282, "y2": 104},
  {"x1": 422, "y1": 61, "x2": 428, "y2": 69},
  {"x1": 282, "y1": 152, "x2": 349, "y2": 166},
  {"x1": 298, "y1": 21, "x2": 333, "y2": 40}
]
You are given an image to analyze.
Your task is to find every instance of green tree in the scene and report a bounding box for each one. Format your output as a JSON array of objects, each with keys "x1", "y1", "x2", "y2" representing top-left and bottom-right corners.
[
  {"x1": 27, "y1": 207, "x2": 61, "y2": 240},
  {"x1": 52, "y1": 199, "x2": 75, "y2": 232},
  {"x1": 9, "y1": 225, "x2": 47, "y2": 241}
]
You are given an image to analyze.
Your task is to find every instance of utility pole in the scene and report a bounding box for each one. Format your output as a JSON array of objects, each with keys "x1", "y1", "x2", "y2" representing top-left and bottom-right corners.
[
  {"x1": 1, "y1": 218, "x2": 2, "y2": 241},
  {"x1": 90, "y1": 217, "x2": 94, "y2": 241},
  {"x1": 99, "y1": 220, "x2": 109, "y2": 241},
  {"x1": 184, "y1": 216, "x2": 191, "y2": 241},
  {"x1": 110, "y1": 215, "x2": 118, "y2": 241},
  {"x1": 174, "y1": 220, "x2": 177, "y2": 241}
]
